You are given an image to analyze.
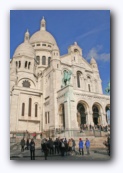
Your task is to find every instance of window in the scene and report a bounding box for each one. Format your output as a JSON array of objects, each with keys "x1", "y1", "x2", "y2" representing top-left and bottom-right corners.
[
  {"x1": 37, "y1": 44, "x2": 40, "y2": 46},
  {"x1": 22, "y1": 80, "x2": 30, "y2": 88},
  {"x1": 36, "y1": 56, "x2": 40, "y2": 65},
  {"x1": 42, "y1": 56, "x2": 46, "y2": 65},
  {"x1": 22, "y1": 103, "x2": 25, "y2": 116},
  {"x1": 57, "y1": 64, "x2": 59, "y2": 68},
  {"x1": 48, "y1": 45, "x2": 51, "y2": 48},
  {"x1": 48, "y1": 112, "x2": 50, "y2": 123},
  {"x1": 48, "y1": 57, "x2": 51, "y2": 66},
  {"x1": 19, "y1": 61, "x2": 21, "y2": 68},
  {"x1": 77, "y1": 72, "x2": 81, "y2": 88},
  {"x1": 32, "y1": 45, "x2": 35, "y2": 47},
  {"x1": 35, "y1": 104, "x2": 38, "y2": 117},
  {"x1": 42, "y1": 44, "x2": 46, "y2": 46},
  {"x1": 74, "y1": 49, "x2": 79, "y2": 53},
  {"x1": 28, "y1": 62, "x2": 31, "y2": 69},
  {"x1": 25, "y1": 61, "x2": 27, "y2": 68},
  {"x1": 45, "y1": 112, "x2": 47, "y2": 124},
  {"x1": 28, "y1": 98, "x2": 32, "y2": 117},
  {"x1": 88, "y1": 84, "x2": 91, "y2": 92},
  {"x1": 16, "y1": 61, "x2": 18, "y2": 68}
]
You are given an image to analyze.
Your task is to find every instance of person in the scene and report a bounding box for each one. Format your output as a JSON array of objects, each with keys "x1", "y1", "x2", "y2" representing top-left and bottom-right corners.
[
  {"x1": 49, "y1": 138, "x2": 54, "y2": 155},
  {"x1": 79, "y1": 138, "x2": 84, "y2": 155},
  {"x1": 20, "y1": 137, "x2": 25, "y2": 152},
  {"x1": 26, "y1": 138, "x2": 30, "y2": 150},
  {"x1": 85, "y1": 138, "x2": 90, "y2": 155},
  {"x1": 30, "y1": 138, "x2": 35, "y2": 160},
  {"x1": 60, "y1": 139, "x2": 65, "y2": 156},
  {"x1": 42, "y1": 139, "x2": 49, "y2": 160},
  {"x1": 107, "y1": 136, "x2": 110, "y2": 156},
  {"x1": 71, "y1": 138, "x2": 76, "y2": 152},
  {"x1": 40, "y1": 132, "x2": 43, "y2": 139},
  {"x1": 68, "y1": 139, "x2": 72, "y2": 153}
]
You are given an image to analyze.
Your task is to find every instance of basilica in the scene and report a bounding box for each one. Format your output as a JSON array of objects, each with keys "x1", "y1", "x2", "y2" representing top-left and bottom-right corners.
[{"x1": 10, "y1": 17, "x2": 110, "y2": 134}]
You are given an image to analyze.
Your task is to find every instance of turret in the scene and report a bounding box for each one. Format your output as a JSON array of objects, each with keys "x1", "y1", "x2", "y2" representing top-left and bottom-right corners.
[{"x1": 90, "y1": 57, "x2": 99, "y2": 72}]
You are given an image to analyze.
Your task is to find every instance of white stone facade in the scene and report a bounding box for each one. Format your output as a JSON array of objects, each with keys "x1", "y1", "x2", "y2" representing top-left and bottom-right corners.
[{"x1": 10, "y1": 18, "x2": 110, "y2": 133}]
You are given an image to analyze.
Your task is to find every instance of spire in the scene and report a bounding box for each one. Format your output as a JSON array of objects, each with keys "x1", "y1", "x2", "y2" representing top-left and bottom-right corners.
[
  {"x1": 90, "y1": 57, "x2": 97, "y2": 64},
  {"x1": 74, "y1": 42, "x2": 77, "y2": 45},
  {"x1": 24, "y1": 29, "x2": 30, "y2": 42},
  {"x1": 40, "y1": 16, "x2": 46, "y2": 31}
]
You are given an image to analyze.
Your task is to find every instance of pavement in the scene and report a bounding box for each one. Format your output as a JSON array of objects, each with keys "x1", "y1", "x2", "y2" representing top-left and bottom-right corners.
[{"x1": 10, "y1": 146, "x2": 110, "y2": 161}]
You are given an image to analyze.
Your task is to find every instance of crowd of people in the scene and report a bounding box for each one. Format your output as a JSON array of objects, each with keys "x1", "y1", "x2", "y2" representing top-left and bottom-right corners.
[
  {"x1": 20, "y1": 137, "x2": 91, "y2": 160},
  {"x1": 80, "y1": 124, "x2": 110, "y2": 132}
]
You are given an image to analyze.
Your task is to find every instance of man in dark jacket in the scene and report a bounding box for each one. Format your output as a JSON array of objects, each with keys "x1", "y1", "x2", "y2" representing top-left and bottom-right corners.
[
  {"x1": 20, "y1": 138, "x2": 25, "y2": 152},
  {"x1": 30, "y1": 138, "x2": 35, "y2": 160},
  {"x1": 42, "y1": 139, "x2": 49, "y2": 160}
]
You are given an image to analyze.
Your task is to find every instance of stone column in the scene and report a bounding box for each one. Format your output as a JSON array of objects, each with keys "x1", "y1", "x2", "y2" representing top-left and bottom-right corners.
[
  {"x1": 88, "y1": 112, "x2": 94, "y2": 126},
  {"x1": 64, "y1": 100, "x2": 70, "y2": 130},
  {"x1": 102, "y1": 113, "x2": 108, "y2": 126},
  {"x1": 85, "y1": 112, "x2": 89, "y2": 125}
]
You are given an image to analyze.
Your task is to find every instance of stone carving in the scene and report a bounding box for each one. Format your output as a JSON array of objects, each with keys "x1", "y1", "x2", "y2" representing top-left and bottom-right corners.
[
  {"x1": 105, "y1": 81, "x2": 110, "y2": 93},
  {"x1": 62, "y1": 70, "x2": 72, "y2": 86}
]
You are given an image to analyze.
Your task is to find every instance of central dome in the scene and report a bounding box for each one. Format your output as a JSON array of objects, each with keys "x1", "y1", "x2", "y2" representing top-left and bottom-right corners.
[
  {"x1": 30, "y1": 17, "x2": 57, "y2": 45},
  {"x1": 30, "y1": 30, "x2": 57, "y2": 45}
]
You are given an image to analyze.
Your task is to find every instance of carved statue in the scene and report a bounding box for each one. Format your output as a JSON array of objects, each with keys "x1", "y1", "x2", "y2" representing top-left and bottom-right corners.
[
  {"x1": 62, "y1": 70, "x2": 72, "y2": 86},
  {"x1": 105, "y1": 81, "x2": 110, "y2": 93}
]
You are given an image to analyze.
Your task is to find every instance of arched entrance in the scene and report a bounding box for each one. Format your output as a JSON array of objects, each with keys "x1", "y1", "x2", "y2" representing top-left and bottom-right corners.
[
  {"x1": 58, "y1": 104, "x2": 65, "y2": 129},
  {"x1": 77, "y1": 103, "x2": 86, "y2": 127},
  {"x1": 106, "y1": 105, "x2": 110, "y2": 124},
  {"x1": 92, "y1": 105, "x2": 100, "y2": 125}
]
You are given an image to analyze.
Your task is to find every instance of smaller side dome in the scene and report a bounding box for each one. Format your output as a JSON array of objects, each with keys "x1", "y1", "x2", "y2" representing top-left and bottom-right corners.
[{"x1": 13, "y1": 30, "x2": 35, "y2": 58}]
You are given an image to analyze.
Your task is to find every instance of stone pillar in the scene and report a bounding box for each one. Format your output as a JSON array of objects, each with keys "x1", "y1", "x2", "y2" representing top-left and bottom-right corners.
[
  {"x1": 101, "y1": 113, "x2": 108, "y2": 126},
  {"x1": 85, "y1": 112, "x2": 89, "y2": 125},
  {"x1": 64, "y1": 101, "x2": 70, "y2": 130},
  {"x1": 88, "y1": 112, "x2": 94, "y2": 126}
]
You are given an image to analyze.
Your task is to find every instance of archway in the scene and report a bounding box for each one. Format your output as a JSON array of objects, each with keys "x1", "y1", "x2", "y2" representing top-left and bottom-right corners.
[
  {"x1": 106, "y1": 105, "x2": 110, "y2": 124},
  {"x1": 92, "y1": 105, "x2": 100, "y2": 125},
  {"x1": 77, "y1": 103, "x2": 86, "y2": 127},
  {"x1": 58, "y1": 104, "x2": 65, "y2": 129}
]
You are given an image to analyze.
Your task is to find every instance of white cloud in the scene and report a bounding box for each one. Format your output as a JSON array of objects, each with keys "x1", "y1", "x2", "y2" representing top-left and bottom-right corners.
[{"x1": 86, "y1": 46, "x2": 110, "y2": 62}]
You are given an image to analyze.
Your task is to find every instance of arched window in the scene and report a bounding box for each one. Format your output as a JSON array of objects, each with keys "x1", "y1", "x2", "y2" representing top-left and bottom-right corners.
[
  {"x1": 35, "y1": 104, "x2": 38, "y2": 117},
  {"x1": 22, "y1": 80, "x2": 30, "y2": 88},
  {"x1": 28, "y1": 62, "x2": 31, "y2": 69},
  {"x1": 16, "y1": 61, "x2": 18, "y2": 68},
  {"x1": 48, "y1": 57, "x2": 51, "y2": 66},
  {"x1": 74, "y1": 49, "x2": 79, "y2": 53},
  {"x1": 77, "y1": 71, "x2": 81, "y2": 88},
  {"x1": 25, "y1": 61, "x2": 27, "y2": 68},
  {"x1": 22, "y1": 103, "x2": 25, "y2": 116},
  {"x1": 42, "y1": 56, "x2": 46, "y2": 65},
  {"x1": 88, "y1": 84, "x2": 91, "y2": 92},
  {"x1": 28, "y1": 98, "x2": 32, "y2": 117},
  {"x1": 19, "y1": 61, "x2": 21, "y2": 68},
  {"x1": 36, "y1": 56, "x2": 40, "y2": 65}
]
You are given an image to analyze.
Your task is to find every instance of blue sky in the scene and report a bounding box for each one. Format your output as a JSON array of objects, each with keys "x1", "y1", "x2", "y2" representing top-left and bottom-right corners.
[{"x1": 10, "y1": 10, "x2": 110, "y2": 94}]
